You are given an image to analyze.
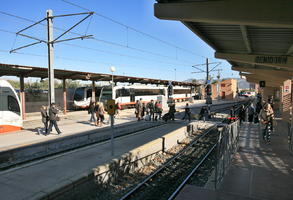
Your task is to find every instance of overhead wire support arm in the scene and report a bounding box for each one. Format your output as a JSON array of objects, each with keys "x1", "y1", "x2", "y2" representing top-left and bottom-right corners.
[
  {"x1": 17, "y1": 33, "x2": 47, "y2": 43},
  {"x1": 208, "y1": 62, "x2": 222, "y2": 73},
  {"x1": 16, "y1": 18, "x2": 46, "y2": 34},
  {"x1": 53, "y1": 35, "x2": 93, "y2": 44},
  {"x1": 53, "y1": 12, "x2": 94, "y2": 42},
  {"x1": 192, "y1": 65, "x2": 205, "y2": 72},
  {"x1": 10, "y1": 41, "x2": 42, "y2": 53},
  {"x1": 51, "y1": 11, "x2": 94, "y2": 18}
]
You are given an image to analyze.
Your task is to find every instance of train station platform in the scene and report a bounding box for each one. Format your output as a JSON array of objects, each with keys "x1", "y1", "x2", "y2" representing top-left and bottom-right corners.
[
  {"x1": 0, "y1": 99, "x2": 237, "y2": 152},
  {"x1": 176, "y1": 118, "x2": 293, "y2": 200}
]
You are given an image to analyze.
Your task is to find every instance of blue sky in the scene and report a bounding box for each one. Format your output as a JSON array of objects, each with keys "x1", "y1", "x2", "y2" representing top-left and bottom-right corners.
[{"x1": 0, "y1": 0, "x2": 238, "y2": 82}]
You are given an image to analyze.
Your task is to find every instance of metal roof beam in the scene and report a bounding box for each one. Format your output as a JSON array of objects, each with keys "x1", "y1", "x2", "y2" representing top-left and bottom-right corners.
[
  {"x1": 243, "y1": 73, "x2": 286, "y2": 85},
  {"x1": 232, "y1": 66, "x2": 293, "y2": 79},
  {"x1": 240, "y1": 72, "x2": 288, "y2": 83},
  {"x1": 232, "y1": 65, "x2": 293, "y2": 72},
  {"x1": 215, "y1": 52, "x2": 293, "y2": 70},
  {"x1": 246, "y1": 77, "x2": 282, "y2": 87},
  {"x1": 155, "y1": 0, "x2": 293, "y2": 28},
  {"x1": 240, "y1": 26, "x2": 252, "y2": 54}
]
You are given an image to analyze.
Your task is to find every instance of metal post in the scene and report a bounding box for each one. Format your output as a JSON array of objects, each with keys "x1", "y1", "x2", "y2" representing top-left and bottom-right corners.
[
  {"x1": 111, "y1": 73, "x2": 114, "y2": 99},
  {"x1": 20, "y1": 75, "x2": 26, "y2": 120},
  {"x1": 206, "y1": 58, "x2": 209, "y2": 84},
  {"x1": 47, "y1": 10, "x2": 55, "y2": 105},
  {"x1": 91, "y1": 80, "x2": 95, "y2": 102},
  {"x1": 174, "y1": 68, "x2": 176, "y2": 81},
  {"x1": 217, "y1": 69, "x2": 221, "y2": 100},
  {"x1": 63, "y1": 79, "x2": 67, "y2": 114},
  {"x1": 110, "y1": 115, "x2": 114, "y2": 156}
]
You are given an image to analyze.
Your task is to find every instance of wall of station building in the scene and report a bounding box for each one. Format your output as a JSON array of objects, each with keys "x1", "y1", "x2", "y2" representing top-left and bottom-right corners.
[
  {"x1": 24, "y1": 88, "x2": 75, "y2": 113},
  {"x1": 201, "y1": 79, "x2": 237, "y2": 100}
]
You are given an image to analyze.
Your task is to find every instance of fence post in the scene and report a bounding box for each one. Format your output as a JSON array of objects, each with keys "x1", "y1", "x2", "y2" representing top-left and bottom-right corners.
[{"x1": 161, "y1": 137, "x2": 165, "y2": 153}]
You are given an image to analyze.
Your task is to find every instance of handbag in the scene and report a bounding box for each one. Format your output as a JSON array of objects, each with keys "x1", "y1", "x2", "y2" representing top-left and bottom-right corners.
[{"x1": 56, "y1": 116, "x2": 60, "y2": 121}]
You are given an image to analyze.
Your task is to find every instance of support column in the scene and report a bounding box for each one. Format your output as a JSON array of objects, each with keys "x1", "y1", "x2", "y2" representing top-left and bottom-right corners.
[
  {"x1": 63, "y1": 79, "x2": 67, "y2": 115},
  {"x1": 91, "y1": 80, "x2": 95, "y2": 102},
  {"x1": 47, "y1": 9, "x2": 55, "y2": 105},
  {"x1": 20, "y1": 75, "x2": 26, "y2": 120}
]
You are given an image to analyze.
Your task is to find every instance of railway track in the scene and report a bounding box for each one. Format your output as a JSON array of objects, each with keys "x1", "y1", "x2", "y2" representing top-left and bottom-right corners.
[{"x1": 117, "y1": 100, "x2": 250, "y2": 200}]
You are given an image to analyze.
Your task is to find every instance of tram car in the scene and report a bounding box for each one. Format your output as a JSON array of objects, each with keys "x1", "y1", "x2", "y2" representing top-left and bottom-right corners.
[
  {"x1": 73, "y1": 85, "x2": 195, "y2": 109},
  {"x1": 0, "y1": 80, "x2": 22, "y2": 133}
]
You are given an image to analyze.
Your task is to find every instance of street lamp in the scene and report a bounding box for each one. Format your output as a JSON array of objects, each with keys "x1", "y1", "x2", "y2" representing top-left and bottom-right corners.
[
  {"x1": 109, "y1": 66, "x2": 116, "y2": 156},
  {"x1": 110, "y1": 66, "x2": 116, "y2": 99}
]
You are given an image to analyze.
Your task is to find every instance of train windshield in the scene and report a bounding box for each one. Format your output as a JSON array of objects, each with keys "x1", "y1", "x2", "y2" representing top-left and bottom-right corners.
[
  {"x1": 0, "y1": 87, "x2": 20, "y2": 115},
  {"x1": 74, "y1": 88, "x2": 85, "y2": 101}
]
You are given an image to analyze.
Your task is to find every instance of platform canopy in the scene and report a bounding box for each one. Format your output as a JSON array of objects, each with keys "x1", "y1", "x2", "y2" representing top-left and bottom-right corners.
[
  {"x1": 155, "y1": 0, "x2": 293, "y2": 86},
  {"x1": 0, "y1": 63, "x2": 198, "y2": 87}
]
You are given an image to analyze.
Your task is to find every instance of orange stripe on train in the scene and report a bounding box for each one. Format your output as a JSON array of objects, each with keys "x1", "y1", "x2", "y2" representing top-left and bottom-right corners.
[{"x1": 0, "y1": 125, "x2": 22, "y2": 134}]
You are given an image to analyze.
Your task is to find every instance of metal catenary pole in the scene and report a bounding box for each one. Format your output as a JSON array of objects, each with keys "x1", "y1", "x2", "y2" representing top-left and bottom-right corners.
[
  {"x1": 47, "y1": 10, "x2": 55, "y2": 105},
  {"x1": 10, "y1": 10, "x2": 93, "y2": 107}
]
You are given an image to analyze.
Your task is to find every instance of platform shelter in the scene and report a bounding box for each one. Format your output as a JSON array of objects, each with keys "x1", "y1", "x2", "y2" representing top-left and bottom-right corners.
[{"x1": 0, "y1": 63, "x2": 199, "y2": 120}]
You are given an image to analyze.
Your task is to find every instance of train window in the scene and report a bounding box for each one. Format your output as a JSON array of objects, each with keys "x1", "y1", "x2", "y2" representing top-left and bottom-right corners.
[
  {"x1": 8, "y1": 95, "x2": 20, "y2": 114},
  {"x1": 116, "y1": 88, "x2": 130, "y2": 98},
  {"x1": 174, "y1": 89, "x2": 191, "y2": 94},
  {"x1": 74, "y1": 88, "x2": 85, "y2": 101},
  {"x1": 134, "y1": 89, "x2": 165, "y2": 96}
]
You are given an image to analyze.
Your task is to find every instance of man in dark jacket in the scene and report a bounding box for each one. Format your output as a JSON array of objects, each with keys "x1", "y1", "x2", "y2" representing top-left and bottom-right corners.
[
  {"x1": 88, "y1": 101, "x2": 96, "y2": 123},
  {"x1": 168, "y1": 100, "x2": 176, "y2": 121},
  {"x1": 39, "y1": 105, "x2": 49, "y2": 135},
  {"x1": 147, "y1": 100, "x2": 155, "y2": 121},
  {"x1": 47, "y1": 103, "x2": 61, "y2": 135},
  {"x1": 182, "y1": 103, "x2": 191, "y2": 121}
]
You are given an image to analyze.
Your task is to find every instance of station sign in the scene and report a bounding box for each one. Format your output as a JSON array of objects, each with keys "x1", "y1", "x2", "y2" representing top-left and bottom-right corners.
[{"x1": 107, "y1": 99, "x2": 116, "y2": 115}]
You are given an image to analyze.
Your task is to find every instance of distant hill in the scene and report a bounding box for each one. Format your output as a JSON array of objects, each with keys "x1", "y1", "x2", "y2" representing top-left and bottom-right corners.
[{"x1": 236, "y1": 78, "x2": 253, "y2": 90}]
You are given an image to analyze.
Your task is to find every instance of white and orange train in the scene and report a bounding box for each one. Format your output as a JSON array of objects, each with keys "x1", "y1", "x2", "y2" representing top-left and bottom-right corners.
[
  {"x1": 73, "y1": 85, "x2": 195, "y2": 109},
  {"x1": 0, "y1": 80, "x2": 22, "y2": 133}
]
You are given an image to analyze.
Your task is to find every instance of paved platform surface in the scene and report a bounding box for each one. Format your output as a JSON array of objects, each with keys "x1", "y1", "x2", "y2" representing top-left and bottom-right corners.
[
  {"x1": 176, "y1": 119, "x2": 293, "y2": 200},
  {"x1": 0, "y1": 121, "x2": 191, "y2": 200},
  {"x1": 0, "y1": 99, "x2": 234, "y2": 152}
]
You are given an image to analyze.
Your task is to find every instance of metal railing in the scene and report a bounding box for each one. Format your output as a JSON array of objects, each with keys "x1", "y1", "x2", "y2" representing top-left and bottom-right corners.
[{"x1": 214, "y1": 121, "x2": 240, "y2": 189}]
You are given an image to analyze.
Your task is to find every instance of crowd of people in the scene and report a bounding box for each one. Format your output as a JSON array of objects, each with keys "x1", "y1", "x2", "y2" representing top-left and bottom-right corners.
[
  {"x1": 238, "y1": 94, "x2": 275, "y2": 144},
  {"x1": 38, "y1": 93, "x2": 276, "y2": 143},
  {"x1": 134, "y1": 98, "x2": 164, "y2": 121}
]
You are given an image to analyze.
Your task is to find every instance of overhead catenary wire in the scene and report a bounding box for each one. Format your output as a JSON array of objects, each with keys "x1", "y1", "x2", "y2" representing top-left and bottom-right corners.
[
  {"x1": 60, "y1": 0, "x2": 206, "y2": 59},
  {"x1": 0, "y1": 28, "x2": 195, "y2": 67},
  {"x1": 0, "y1": 10, "x2": 197, "y2": 64}
]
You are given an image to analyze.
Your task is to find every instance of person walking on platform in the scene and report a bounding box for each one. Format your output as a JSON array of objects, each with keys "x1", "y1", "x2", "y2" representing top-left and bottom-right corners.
[
  {"x1": 38, "y1": 105, "x2": 49, "y2": 135},
  {"x1": 247, "y1": 104, "x2": 255, "y2": 123},
  {"x1": 97, "y1": 102, "x2": 105, "y2": 126},
  {"x1": 182, "y1": 103, "x2": 191, "y2": 122},
  {"x1": 47, "y1": 103, "x2": 61, "y2": 135},
  {"x1": 239, "y1": 105, "x2": 246, "y2": 125},
  {"x1": 147, "y1": 100, "x2": 155, "y2": 121},
  {"x1": 95, "y1": 102, "x2": 100, "y2": 126},
  {"x1": 135, "y1": 99, "x2": 143, "y2": 121},
  {"x1": 156, "y1": 101, "x2": 163, "y2": 120},
  {"x1": 260, "y1": 103, "x2": 274, "y2": 143},
  {"x1": 142, "y1": 103, "x2": 146, "y2": 120},
  {"x1": 199, "y1": 106, "x2": 209, "y2": 121},
  {"x1": 88, "y1": 101, "x2": 96, "y2": 124},
  {"x1": 168, "y1": 100, "x2": 176, "y2": 121}
]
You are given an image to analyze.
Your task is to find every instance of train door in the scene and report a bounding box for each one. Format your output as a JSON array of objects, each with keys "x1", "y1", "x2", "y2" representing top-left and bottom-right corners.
[{"x1": 129, "y1": 88, "x2": 135, "y2": 102}]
